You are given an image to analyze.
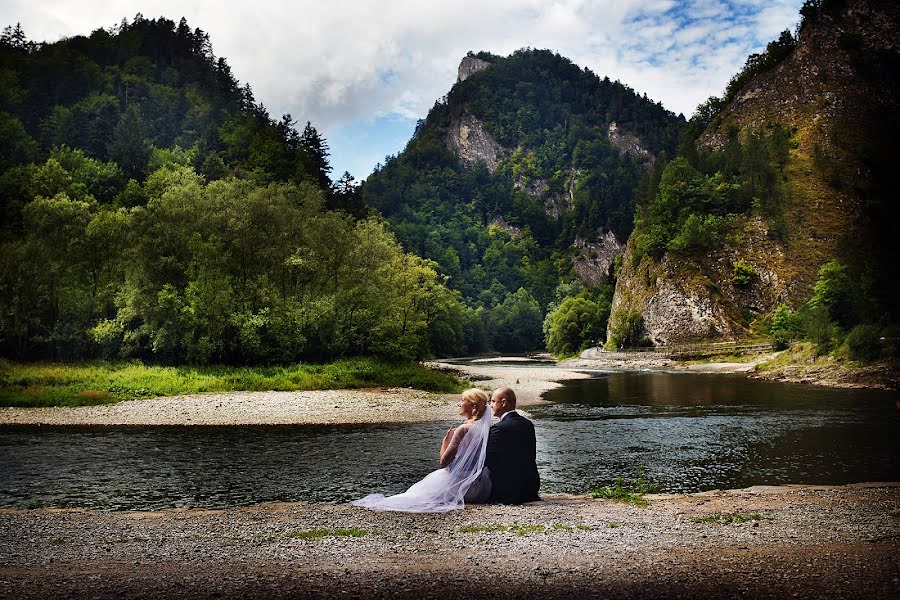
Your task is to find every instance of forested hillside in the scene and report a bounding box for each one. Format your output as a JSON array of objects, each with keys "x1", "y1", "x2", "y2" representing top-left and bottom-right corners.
[
  {"x1": 608, "y1": 0, "x2": 899, "y2": 363},
  {"x1": 361, "y1": 49, "x2": 685, "y2": 353},
  {"x1": 0, "y1": 16, "x2": 463, "y2": 363}
]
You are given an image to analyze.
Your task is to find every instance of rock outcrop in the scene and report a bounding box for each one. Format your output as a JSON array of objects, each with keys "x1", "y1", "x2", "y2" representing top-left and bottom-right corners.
[
  {"x1": 607, "y1": 122, "x2": 652, "y2": 162},
  {"x1": 572, "y1": 232, "x2": 624, "y2": 287},
  {"x1": 457, "y1": 56, "x2": 492, "y2": 82},
  {"x1": 446, "y1": 112, "x2": 502, "y2": 171},
  {"x1": 608, "y1": 217, "x2": 793, "y2": 344}
]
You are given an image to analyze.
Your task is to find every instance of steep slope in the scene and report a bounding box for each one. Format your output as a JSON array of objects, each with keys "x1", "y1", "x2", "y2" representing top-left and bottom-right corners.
[
  {"x1": 608, "y1": 0, "x2": 900, "y2": 345},
  {"x1": 361, "y1": 49, "x2": 685, "y2": 350}
]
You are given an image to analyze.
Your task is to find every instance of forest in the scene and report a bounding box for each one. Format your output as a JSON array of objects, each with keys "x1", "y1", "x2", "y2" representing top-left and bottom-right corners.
[{"x1": 0, "y1": 16, "x2": 462, "y2": 364}]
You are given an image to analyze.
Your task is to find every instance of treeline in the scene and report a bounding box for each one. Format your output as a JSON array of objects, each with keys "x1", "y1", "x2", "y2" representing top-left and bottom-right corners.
[
  {"x1": 362, "y1": 49, "x2": 685, "y2": 353},
  {"x1": 0, "y1": 17, "x2": 475, "y2": 363},
  {"x1": 1, "y1": 155, "x2": 472, "y2": 362}
]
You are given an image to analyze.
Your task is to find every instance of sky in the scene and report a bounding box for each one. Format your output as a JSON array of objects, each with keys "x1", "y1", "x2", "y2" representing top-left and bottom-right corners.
[{"x1": 1, "y1": 0, "x2": 805, "y2": 180}]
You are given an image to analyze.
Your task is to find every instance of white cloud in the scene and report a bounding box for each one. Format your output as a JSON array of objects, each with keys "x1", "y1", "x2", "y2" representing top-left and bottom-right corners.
[{"x1": 0, "y1": 0, "x2": 805, "y2": 175}]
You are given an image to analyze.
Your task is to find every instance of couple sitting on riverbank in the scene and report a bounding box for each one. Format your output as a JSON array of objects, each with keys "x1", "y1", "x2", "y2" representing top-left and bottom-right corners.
[{"x1": 352, "y1": 386, "x2": 540, "y2": 512}]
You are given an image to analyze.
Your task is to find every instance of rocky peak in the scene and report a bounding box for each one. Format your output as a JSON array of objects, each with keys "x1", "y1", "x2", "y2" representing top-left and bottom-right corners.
[{"x1": 457, "y1": 56, "x2": 492, "y2": 82}]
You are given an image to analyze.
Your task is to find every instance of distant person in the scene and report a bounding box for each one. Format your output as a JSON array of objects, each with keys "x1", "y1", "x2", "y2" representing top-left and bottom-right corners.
[
  {"x1": 352, "y1": 388, "x2": 492, "y2": 512},
  {"x1": 485, "y1": 386, "x2": 540, "y2": 504}
]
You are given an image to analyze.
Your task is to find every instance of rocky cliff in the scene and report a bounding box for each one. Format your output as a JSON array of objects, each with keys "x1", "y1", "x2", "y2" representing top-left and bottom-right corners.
[
  {"x1": 457, "y1": 55, "x2": 493, "y2": 82},
  {"x1": 445, "y1": 111, "x2": 502, "y2": 171},
  {"x1": 608, "y1": 0, "x2": 900, "y2": 345}
]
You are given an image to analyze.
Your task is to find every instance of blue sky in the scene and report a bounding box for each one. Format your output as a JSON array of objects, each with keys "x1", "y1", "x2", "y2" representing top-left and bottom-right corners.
[{"x1": 2, "y1": 0, "x2": 805, "y2": 180}]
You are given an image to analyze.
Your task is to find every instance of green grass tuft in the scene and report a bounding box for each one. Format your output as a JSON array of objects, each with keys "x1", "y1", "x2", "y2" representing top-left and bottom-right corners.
[
  {"x1": 0, "y1": 357, "x2": 467, "y2": 407},
  {"x1": 589, "y1": 466, "x2": 660, "y2": 507}
]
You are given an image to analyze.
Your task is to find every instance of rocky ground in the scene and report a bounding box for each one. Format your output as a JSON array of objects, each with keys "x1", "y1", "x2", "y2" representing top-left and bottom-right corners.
[{"x1": 1, "y1": 484, "x2": 897, "y2": 599}]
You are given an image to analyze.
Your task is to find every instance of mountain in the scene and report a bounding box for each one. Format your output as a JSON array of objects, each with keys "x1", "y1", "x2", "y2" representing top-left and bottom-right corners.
[
  {"x1": 608, "y1": 0, "x2": 900, "y2": 349},
  {"x1": 361, "y1": 49, "x2": 685, "y2": 352}
]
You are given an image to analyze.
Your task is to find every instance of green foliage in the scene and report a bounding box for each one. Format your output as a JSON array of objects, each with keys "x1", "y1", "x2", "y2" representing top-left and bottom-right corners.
[
  {"x1": 361, "y1": 49, "x2": 686, "y2": 352},
  {"x1": 808, "y1": 260, "x2": 859, "y2": 329},
  {"x1": 0, "y1": 357, "x2": 466, "y2": 407},
  {"x1": 589, "y1": 466, "x2": 659, "y2": 507},
  {"x1": 732, "y1": 259, "x2": 755, "y2": 287},
  {"x1": 606, "y1": 309, "x2": 647, "y2": 350},
  {"x1": 544, "y1": 287, "x2": 612, "y2": 356},
  {"x1": 491, "y1": 288, "x2": 544, "y2": 352},
  {"x1": 0, "y1": 174, "x2": 470, "y2": 362},
  {"x1": 769, "y1": 303, "x2": 801, "y2": 349},
  {"x1": 845, "y1": 324, "x2": 882, "y2": 363}
]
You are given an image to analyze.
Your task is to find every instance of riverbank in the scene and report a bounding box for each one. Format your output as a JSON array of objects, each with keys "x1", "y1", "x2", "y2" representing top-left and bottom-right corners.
[
  {"x1": 1, "y1": 483, "x2": 897, "y2": 599},
  {"x1": 0, "y1": 360, "x2": 589, "y2": 425},
  {"x1": 571, "y1": 347, "x2": 899, "y2": 391},
  {"x1": 0, "y1": 358, "x2": 464, "y2": 408}
]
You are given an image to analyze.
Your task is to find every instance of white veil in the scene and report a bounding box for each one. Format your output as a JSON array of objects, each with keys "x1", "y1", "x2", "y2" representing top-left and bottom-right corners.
[{"x1": 351, "y1": 406, "x2": 492, "y2": 512}]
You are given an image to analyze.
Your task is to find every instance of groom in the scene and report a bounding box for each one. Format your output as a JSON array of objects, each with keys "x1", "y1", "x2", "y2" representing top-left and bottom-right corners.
[{"x1": 484, "y1": 386, "x2": 540, "y2": 504}]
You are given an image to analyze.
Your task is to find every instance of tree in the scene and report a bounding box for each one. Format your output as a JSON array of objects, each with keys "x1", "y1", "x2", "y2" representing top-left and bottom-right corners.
[
  {"x1": 107, "y1": 104, "x2": 152, "y2": 179},
  {"x1": 299, "y1": 121, "x2": 332, "y2": 189}
]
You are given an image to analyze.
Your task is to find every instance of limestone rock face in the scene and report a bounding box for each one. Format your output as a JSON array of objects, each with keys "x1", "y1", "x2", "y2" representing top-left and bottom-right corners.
[
  {"x1": 457, "y1": 56, "x2": 492, "y2": 82},
  {"x1": 609, "y1": 217, "x2": 791, "y2": 344},
  {"x1": 572, "y1": 232, "x2": 624, "y2": 287},
  {"x1": 608, "y1": 122, "x2": 652, "y2": 162},
  {"x1": 446, "y1": 112, "x2": 502, "y2": 171}
]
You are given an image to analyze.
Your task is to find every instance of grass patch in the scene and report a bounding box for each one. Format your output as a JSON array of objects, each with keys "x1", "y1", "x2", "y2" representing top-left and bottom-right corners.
[
  {"x1": 691, "y1": 512, "x2": 767, "y2": 524},
  {"x1": 287, "y1": 528, "x2": 369, "y2": 540},
  {"x1": 607, "y1": 522, "x2": 620, "y2": 528},
  {"x1": 0, "y1": 357, "x2": 467, "y2": 407},
  {"x1": 589, "y1": 466, "x2": 660, "y2": 507}
]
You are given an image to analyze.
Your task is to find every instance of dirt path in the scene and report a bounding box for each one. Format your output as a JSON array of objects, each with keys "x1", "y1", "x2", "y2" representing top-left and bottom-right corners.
[{"x1": 1, "y1": 484, "x2": 897, "y2": 599}]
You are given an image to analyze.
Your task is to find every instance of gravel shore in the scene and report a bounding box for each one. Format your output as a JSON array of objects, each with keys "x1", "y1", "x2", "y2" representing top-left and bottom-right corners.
[{"x1": 1, "y1": 484, "x2": 897, "y2": 599}]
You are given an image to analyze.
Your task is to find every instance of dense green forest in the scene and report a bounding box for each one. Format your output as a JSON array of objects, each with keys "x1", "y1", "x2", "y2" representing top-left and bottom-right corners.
[
  {"x1": 361, "y1": 49, "x2": 684, "y2": 353},
  {"x1": 0, "y1": 16, "x2": 463, "y2": 363}
]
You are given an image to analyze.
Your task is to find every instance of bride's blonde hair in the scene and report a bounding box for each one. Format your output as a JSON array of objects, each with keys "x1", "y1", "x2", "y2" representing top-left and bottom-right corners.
[{"x1": 462, "y1": 388, "x2": 489, "y2": 420}]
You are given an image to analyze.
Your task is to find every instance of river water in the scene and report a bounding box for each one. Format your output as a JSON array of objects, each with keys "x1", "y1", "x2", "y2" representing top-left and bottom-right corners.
[{"x1": 1, "y1": 369, "x2": 897, "y2": 510}]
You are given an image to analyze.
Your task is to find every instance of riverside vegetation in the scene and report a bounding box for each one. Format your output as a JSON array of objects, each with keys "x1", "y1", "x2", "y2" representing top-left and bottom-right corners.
[{"x1": 0, "y1": 358, "x2": 465, "y2": 407}]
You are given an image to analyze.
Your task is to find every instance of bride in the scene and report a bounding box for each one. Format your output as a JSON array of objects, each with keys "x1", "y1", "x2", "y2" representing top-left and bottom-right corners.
[{"x1": 352, "y1": 388, "x2": 492, "y2": 512}]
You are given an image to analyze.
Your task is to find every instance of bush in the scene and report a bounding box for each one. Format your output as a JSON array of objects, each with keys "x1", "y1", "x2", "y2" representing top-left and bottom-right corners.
[
  {"x1": 544, "y1": 295, "x2": 609, "y2": 356},
  {"x1": 845, "y1": 324, "x2": 882, "y2": 362},
  {"x1": 606, "y1": 309, "x2": 648, "y2": 349},
  {"x1": 732, "y1": 259, "x2": 754, "y2": 287},
  {"x1": 769, "y1": 303, "x2": 800, "y2": 349}
]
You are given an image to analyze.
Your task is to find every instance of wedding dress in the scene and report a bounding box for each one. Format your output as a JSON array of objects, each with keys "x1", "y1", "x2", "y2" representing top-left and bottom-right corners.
[{"x1": 351, "y1": 407, "x2": 492, "y2": 512}]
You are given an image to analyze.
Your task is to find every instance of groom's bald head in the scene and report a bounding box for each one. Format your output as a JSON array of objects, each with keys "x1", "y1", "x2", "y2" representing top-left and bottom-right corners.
[{"x1": 491, "y1": 386, "x2": 517, "y2": 417}]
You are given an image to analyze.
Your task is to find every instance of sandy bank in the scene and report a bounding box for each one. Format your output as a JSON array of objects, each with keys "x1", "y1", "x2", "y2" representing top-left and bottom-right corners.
[{"x1": 1, "y1": 483, "x2": 897, "y2": 599}]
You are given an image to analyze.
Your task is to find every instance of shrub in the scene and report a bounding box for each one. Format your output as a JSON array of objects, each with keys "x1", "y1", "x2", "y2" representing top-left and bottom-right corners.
[
  {"x1": 607, "y1": 309, "x2": 648, "y2": 349},
  {"x1": 769, "y1": 303, "x2": 800, "y2": 349},
  {"x1": 732, "y1": 259, "x2": 754, "y2": 287},
  {"x1": 845, "y1": 324, "x2": 882, "y2": 362}
]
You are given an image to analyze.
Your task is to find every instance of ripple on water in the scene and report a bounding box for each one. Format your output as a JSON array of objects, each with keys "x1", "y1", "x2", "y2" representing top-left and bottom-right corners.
[{"x1": 1, "y1": 372, "x2": 898, "y2": 509}]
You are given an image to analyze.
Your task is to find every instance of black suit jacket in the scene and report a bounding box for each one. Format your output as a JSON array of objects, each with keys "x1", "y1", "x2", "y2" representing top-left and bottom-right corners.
[{"x1": 484, "y1": 411, "x2": 540, "y2": 504}]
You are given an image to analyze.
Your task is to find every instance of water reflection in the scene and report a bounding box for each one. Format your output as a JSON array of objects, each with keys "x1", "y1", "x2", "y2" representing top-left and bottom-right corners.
[{"x1": 0, "y1": 372, "x2": 897, "y2": 509}]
